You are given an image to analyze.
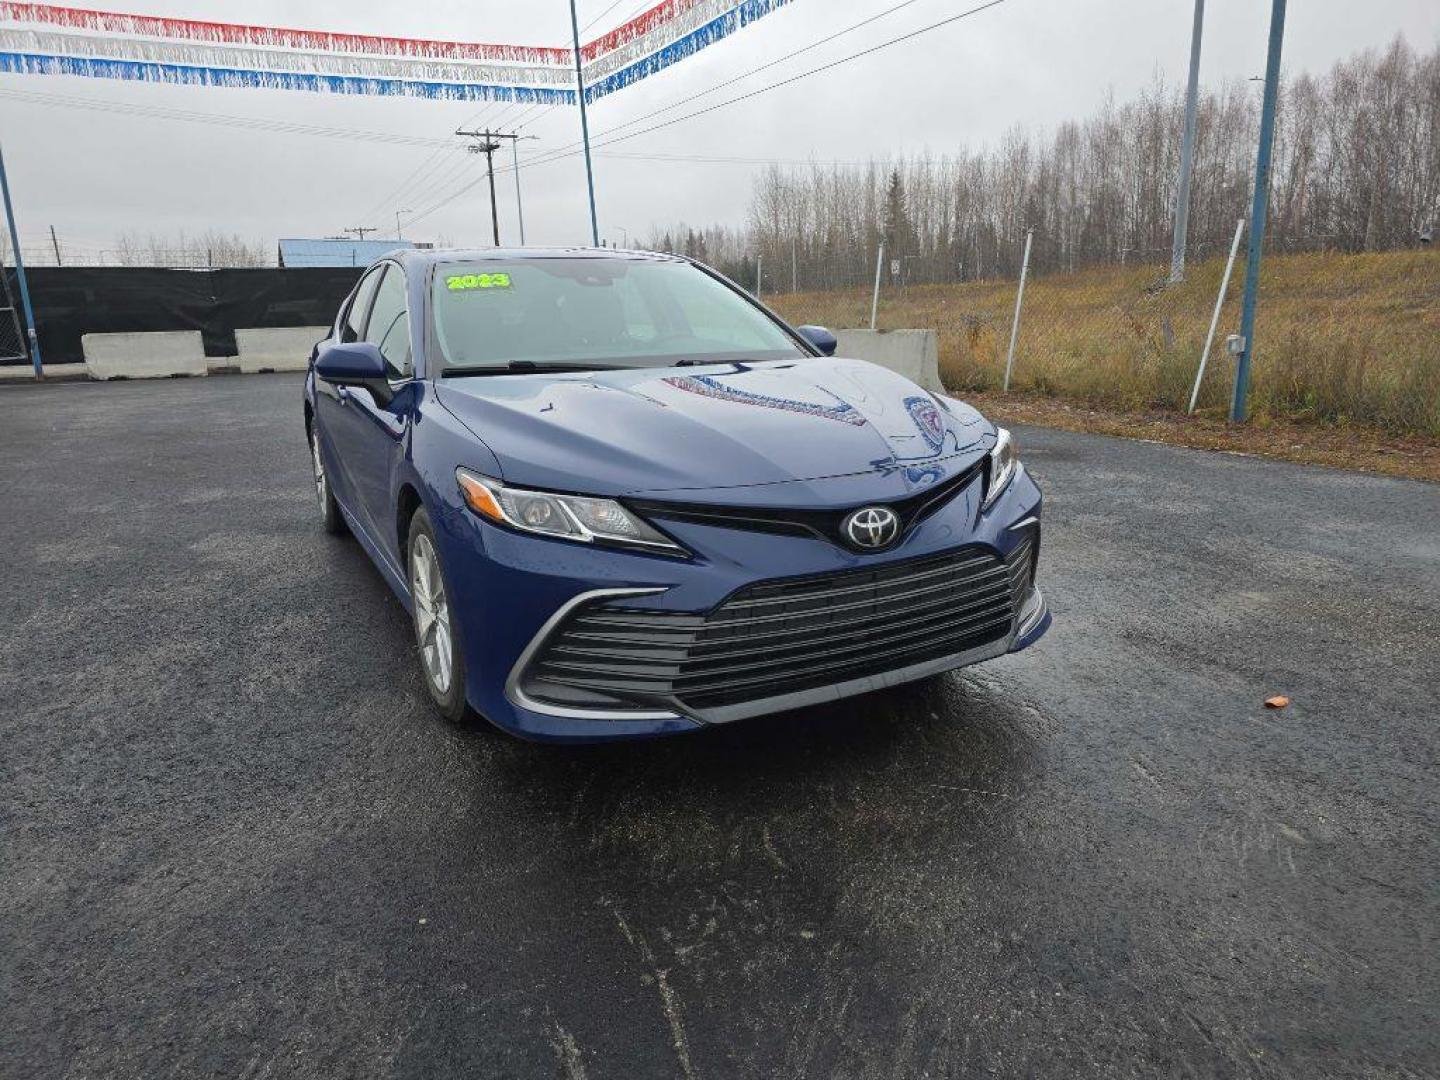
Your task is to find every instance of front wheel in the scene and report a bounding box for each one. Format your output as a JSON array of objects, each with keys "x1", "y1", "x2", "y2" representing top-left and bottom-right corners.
[
  {"x1": 309, "y1": 426, "x2": 345, "y2": 535},
  {"x1": 408, "y1": 510, "x2": 468, "y2": 722}
]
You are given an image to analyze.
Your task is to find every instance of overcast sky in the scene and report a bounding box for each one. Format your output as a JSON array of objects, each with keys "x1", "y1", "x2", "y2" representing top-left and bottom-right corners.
[{"x1": 2, "y1": 0, "x2": 1437, "y2": 260}]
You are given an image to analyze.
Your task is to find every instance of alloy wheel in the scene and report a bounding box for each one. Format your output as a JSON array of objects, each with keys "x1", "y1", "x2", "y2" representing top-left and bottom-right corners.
[
  {"x1": 311, "y1": 435, "x2": 328, "y2": 514},
  {"x1": 410, "y1": 534, "x2": 453, "y2": 695}
]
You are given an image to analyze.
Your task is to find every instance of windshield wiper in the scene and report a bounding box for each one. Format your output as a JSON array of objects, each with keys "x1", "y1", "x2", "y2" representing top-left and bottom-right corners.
[{"x1": 442, "y1": 360, "x2": 631, "y2": 377}]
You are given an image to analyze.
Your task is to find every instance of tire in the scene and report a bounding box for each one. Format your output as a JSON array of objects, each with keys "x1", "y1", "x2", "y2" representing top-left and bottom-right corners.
[
  {"x1": 309, "y1": 425, "x2": 346, "y2": 536},
  {"x1": 407, "y1": 509, "x2": 469, "y2": 723}
]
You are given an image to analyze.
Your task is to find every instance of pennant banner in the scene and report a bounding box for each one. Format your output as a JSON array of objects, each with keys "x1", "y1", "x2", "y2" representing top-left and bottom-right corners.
[
  {"x1": 0, "y1": 52, "x2": 576, "y2": 103},
  {"x1": 0, "y1": 0, "x2": 797, "y2": 103},
  {"x1": 0, "y1": 2, "x2": 572, "y2": 64},
  {"x1": 0, "y1": 29, "x2": 576, "y2": 85},
  {"x1": 580, "y1": 0, "x2": 710, "y2": 64},
  {"x1": 586, "y1": 0, "x2": 792, "y2": 102}
]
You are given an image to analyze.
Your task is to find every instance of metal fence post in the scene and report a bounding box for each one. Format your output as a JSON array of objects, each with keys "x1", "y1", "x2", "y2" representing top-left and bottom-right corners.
[
  {"x1": 1188, "y1": 217, "x2": 1245, "y2": 413},
  {"x1": 755, "y1": 254, "x2": 762, "y2": 297},
  {"x1": 0, "y1": 140, "x2": 42, "y2": 377},
  {"x1": 1003, "y1": 229, "x2": 1034, "y2": 392},
  {"x1": 870, "y1": 242, "x2": 884, "y2": 330}
]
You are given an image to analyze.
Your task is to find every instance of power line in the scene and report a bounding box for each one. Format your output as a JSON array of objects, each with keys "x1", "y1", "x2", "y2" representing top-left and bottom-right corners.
[
  {"x1": 595, "y1": 151, "x2": 879, "y2": 166},
  {"x1": 510, "y1": 0, "x2": 1016, "y2": 176},
  {"x1": 407, "y1": 0, "x2": 1015, "y2": 229},
  {"x1": 0, "y1": 85, "x2": 504, "y2": 233},
  {"x1": 10, "y1": 0, "x2": 1016, "y2": 240},
  {"x1": 0, "y1": 88, "x2": 450, "y2": 148},
  {"x1": 356, "y1": 144, "x2": 463, "y2": 226},
  {"x1": 580, "y1": 0, "x2": 630, "y2": 35},
  {"x1": 515, "y1": 0, "x2": 955, "y2": 168},
  {"x1": 354, "y1": 96, "x2": 534, "y2": 225},
  {"x1": 506, "y1": 102, "x2": 556, "y2": 131},
  {"x1": 378, "y1": 149, "x2": 476, "y2": 223},
  {"x1": 367, "y1": 98, "x2": 554, "y2": 224}
]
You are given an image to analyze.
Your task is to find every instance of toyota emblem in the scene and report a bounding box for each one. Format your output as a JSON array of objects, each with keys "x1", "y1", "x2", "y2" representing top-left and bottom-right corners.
[{"x1": 842, "y1": 506, "x2": 901, "y2": 550}]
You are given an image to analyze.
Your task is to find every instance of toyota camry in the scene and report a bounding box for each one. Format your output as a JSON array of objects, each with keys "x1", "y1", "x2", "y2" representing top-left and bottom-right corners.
[{"x1": 303, "y1": 248, "x2": 1050, "y2": 742}]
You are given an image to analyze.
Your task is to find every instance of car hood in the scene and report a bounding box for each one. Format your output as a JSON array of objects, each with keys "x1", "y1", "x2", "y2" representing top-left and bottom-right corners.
[{"x1": 435, "y1": 356, "x2": 990, "y2": 500}]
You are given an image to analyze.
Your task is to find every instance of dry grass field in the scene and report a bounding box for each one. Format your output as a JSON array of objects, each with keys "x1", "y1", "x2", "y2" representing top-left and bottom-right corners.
[{"x1": 769, "y1": 250, "x2": 1440, "y2": 440}]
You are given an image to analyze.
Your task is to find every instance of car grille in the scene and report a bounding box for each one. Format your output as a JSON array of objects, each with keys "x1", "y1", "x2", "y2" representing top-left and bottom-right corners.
[
  {"x1": 626, "y1": 456, "x2": 986, "y2": 551},
  {"x1": 522, "y1": 536, "x2": 1037, "y2": 719}
]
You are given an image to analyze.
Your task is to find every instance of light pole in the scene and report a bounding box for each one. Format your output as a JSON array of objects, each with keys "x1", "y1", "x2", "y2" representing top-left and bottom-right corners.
[
  {"x1": 1169, "y1": 0, "x2": 1204, "y2": 284},
  {"x1": 395, "y1": 208, "x2": 412, "y2": 241},
  {"x1": 568, "y1": 0, "x2": 600, "y2": 247},
  {"x1": 0, "y1": 140, "x2": 41, "y2": 376},
  {"x1": 611, "y1": 227, "x2": 628, "y2": 249},
  {"x1": 1231, "y1": 0, "x2": 1287, "y2": 422},
  {"x1": 510, "y1": 135, "x2": 539, "y2": 246}
]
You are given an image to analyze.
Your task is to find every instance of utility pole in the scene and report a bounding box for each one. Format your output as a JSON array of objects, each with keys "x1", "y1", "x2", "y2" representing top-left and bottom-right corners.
[
  {"x1": 457, "y1": 129, "x2": 524, "y2": 246},
  {"x1": 1231, "y1": 0, "x2": 1287, "y2": 423},
  {"x1": 1170, "y1": 0, "x2": 1205, "y2": 284},
  {"x1": 49, "y1": 224, "x2": 61, "y2": 265},
  {"x1": 568, "y1": 0, "x2": 600, "y2": 247},
  {"x1": 0, "y1": 140, "x2": 42, "y2": 376},
  {"x1": 343, "y1": 226, "x2": 377, "y2": 241},
  {"x1": 394, "y1": 209, "x2": 412, "y2": 241}
]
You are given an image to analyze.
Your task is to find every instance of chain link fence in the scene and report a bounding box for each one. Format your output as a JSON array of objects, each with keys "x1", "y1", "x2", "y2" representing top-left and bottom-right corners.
[
  {"x1": 0, "y1": 268, "x2": 30, "y2": 363},
  {"x1": 763, "y1": 234, "x2": 1440, "y2": 439}
]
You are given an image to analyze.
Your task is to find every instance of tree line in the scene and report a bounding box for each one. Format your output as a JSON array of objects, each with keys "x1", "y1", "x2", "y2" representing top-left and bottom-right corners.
[{"x1": 650, "y1": 37, "x2": 1440, "y2": 290}]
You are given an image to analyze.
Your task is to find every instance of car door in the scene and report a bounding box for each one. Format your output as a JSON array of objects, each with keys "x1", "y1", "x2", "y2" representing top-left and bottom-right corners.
[
  {"x1": 332, "y1": 262, "x2": 415, "y2": 562},
  {"x1": 314, "y1": 264, "x2": 384, "y2": 526}
]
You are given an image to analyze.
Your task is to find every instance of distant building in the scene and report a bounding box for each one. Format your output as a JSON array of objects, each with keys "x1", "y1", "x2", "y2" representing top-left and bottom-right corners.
[{"x1": 277, "y1": 238, "x2": 417, "y2": 268}]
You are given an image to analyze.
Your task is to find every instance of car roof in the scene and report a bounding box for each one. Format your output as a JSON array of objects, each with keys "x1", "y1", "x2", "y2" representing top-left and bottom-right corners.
[{"x1": 394, "y1": 246, "x2": 688, "y2": 270}]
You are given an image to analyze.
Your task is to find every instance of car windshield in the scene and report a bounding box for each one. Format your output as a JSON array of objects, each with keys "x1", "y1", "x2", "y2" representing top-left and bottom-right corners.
[{"x1": 430, "y1": 257, "x2": 806, "y2": 372}]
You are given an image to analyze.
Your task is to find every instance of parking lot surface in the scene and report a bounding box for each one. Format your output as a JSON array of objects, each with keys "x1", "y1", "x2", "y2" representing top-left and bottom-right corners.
[{"x1": 2, "y1": 374, "x2": 1437, "y2": 1079}]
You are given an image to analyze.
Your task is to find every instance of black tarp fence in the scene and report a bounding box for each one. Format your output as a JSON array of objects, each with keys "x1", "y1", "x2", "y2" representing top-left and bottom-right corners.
[{"x1": 1, "y1": 267, "x2": 365, "y2": 365}]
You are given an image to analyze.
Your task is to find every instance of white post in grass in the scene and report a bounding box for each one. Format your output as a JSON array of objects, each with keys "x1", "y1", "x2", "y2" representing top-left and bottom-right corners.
[
  {"x1": 1003, "y1": 229, "x2": 1034, "y2": 392},
  {"x1": 870, "y1": 241, "x2": 885, "y2": 330},
  {"x1": 1189, "y1": 217, "x2": 1246, "y2": 414}
]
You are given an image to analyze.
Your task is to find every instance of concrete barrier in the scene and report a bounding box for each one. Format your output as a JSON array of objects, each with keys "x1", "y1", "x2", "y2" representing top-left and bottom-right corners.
[
  {"x1": 235, "y1": 327, "x2": 328, "y2": 373},
  {"x1": 83, "y1": 331, "x2": 207, "y2": 380},
  {"x1": 833, "y1": 329, "x2": 942, "y2": 393}
]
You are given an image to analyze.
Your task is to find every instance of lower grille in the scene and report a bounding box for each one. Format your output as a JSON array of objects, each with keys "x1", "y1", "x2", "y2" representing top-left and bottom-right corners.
[{"x1": 522, "y1": 538, "x2": 1037, "y2": 718}]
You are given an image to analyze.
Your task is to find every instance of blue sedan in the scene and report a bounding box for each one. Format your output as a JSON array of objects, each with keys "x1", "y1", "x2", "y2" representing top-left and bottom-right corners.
[{"x1": 303, "y1": 248, "x2": 1050, "y2": 742}]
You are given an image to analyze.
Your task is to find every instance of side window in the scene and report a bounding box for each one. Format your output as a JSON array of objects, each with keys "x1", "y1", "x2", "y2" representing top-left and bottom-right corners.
[
  {"x1": 364, "y1": 265, "x2": 412, "y2": 379},
  {"x1": 340, "y1": 266, "x2": 384, "y2": 343}
]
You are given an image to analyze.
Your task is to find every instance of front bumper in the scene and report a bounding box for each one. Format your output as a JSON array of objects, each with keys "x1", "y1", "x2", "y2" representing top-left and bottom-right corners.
[{"x1": 434, "y1": 464, "x2": 1050, "y2": 742}]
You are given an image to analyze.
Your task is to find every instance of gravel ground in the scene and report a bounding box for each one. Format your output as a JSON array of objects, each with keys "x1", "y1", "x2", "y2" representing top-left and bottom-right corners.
[{"x1": 1, "y1": 374, "x2": 1436, "y2": 1080}]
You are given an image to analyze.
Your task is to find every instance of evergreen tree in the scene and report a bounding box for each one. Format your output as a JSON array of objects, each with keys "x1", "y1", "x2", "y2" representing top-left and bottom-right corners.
[{"x1": 881, "y1": 169, "x2": 918, "y2": 257}]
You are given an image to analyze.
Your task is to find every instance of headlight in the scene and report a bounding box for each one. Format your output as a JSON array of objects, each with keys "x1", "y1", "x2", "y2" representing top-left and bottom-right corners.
[
  {"x1": 456, "y1": 468, "x2": 683, "y2": 554},
  {"x1": 982, "y1": 427, "x2": 1018, "y2": 510}
]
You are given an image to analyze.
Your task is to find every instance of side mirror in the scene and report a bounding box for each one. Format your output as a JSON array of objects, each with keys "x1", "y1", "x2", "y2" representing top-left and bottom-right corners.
[
  {"x1": 797, "y1": 325, "x2": 838, "y2": 357},
  {"x1": 315, "y1": 341, "x2": 387, "y2": 384}
]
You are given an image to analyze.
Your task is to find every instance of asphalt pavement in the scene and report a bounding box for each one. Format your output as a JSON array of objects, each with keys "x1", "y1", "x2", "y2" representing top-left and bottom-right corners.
[{"x1": 1, "y1": 374, "x2": 1436, "y2": 1079}]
